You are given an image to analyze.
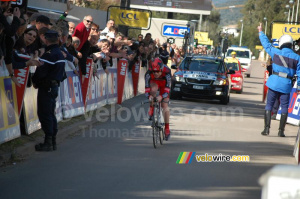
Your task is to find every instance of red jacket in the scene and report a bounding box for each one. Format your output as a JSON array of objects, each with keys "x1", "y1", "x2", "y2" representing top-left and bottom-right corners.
[{"x1": 72, "y1": 22, "x2": 91, "y2": 51}]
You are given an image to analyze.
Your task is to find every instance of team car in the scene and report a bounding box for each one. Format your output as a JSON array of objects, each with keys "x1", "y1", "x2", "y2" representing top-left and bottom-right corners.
[
  {"x1": 171, "y1": 55, "x2": 235, "y2": 104},
  {"x1": 225, "y1": 59, "x2": 244, "y2": 94}
]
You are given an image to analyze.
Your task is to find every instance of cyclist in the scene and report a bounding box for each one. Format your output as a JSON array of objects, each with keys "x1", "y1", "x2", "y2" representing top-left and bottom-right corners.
[{"x1": 145, "y1": 58, "x2": 172, "y2": 140}]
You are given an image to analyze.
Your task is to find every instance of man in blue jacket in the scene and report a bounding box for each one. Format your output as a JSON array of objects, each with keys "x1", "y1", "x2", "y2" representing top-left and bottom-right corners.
[{"x1": 258, "y1": 23, "x2": 300, "y2": 137}]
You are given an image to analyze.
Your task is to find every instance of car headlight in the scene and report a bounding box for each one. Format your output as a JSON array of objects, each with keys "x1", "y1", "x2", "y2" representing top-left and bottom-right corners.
[
  {"x1": 213, "y1": 79, "x2": 226, "y2": 85},
  {"x1": 175, "y1": 76, "x2": 185, "y2": 82},
  {"x1": 232, "y1": 77, "x2": 241, "y2": 81}
]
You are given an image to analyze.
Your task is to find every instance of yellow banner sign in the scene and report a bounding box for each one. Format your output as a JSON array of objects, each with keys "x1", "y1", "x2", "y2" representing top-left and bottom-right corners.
[
  {"x1": 255, "y1": 45, "x2": 263, "y2": 50},
  {"x1": 272, "y1": 23, "x2": 300, "y2": 40},
  {"x1": 195, "y1": 31, "x2": 209, "y2": 42},
  {"x1": 110, "y1": 7, "x2": 149, "y2": 28}
]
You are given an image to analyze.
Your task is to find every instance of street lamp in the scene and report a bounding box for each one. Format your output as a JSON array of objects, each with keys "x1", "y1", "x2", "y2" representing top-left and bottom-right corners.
[
  {"x1": 290, "y1": 0, "x2": 295, "y2": 22},
  {"x1": 286, "y1": 4, "x2": 291, "y2": 22},
  {"x1": 296, "y1": 0, "x2": 300, "y2": 23},
  {"x1": 239, "y1": 19, "x2": 243, "y2": 46},
  {"x1": 264, "y1": 17, "x2": 267, "y2": 35}
]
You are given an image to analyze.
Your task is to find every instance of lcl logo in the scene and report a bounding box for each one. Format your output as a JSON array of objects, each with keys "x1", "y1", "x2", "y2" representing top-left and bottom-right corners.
[
  {"x1": 119, "y1": 12, "x2": 139, "y2": 24},
  {"x1": 284, "y1": 27, "x2": 300, "y2": 34}
]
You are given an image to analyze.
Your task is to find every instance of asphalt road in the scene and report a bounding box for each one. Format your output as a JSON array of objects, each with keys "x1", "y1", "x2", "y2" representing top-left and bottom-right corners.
[{"x1": 0, "y1": 60, "x2": 298, "y2": 199}]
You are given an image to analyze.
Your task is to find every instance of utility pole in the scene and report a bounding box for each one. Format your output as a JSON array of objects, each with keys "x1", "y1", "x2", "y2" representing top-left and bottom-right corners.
[{"x1": 119, "y1": 0, "x2": 130, "y2": 36}]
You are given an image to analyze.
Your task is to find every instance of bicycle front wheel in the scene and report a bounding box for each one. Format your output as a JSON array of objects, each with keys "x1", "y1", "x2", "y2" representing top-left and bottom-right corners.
[{"x1": 159, "y1": 127, "x2": 164, "y2": 145}]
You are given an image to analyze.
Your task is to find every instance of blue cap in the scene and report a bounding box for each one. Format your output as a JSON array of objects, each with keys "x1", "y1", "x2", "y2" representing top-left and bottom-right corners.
[{"x1": 44, "y1": 30, "x2": 59, "y2": 39}]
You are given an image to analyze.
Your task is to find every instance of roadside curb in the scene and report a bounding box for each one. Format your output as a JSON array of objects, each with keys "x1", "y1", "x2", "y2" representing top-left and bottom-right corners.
[{"x1": 0, "y1": 104, "x2": 122, "y2": 167}]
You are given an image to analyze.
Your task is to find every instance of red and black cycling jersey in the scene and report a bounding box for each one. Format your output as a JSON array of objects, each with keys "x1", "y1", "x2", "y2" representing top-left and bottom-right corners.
[{"x1": 145, "y1": 65, "x2": 171, "y2": 98}]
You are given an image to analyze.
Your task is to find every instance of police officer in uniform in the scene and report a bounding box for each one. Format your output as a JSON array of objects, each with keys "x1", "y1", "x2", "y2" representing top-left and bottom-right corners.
[
  {"x1": 258, "y1": 23, "x2": 300, "y2": 137},
  {"x1": 32, "y1": 30, "x2": 66, "y2": 151}
]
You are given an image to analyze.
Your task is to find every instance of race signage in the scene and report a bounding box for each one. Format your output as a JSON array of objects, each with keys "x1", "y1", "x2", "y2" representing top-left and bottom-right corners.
[
  {"x1": 110, "y1": 7, "x2": 150, "y2": 28},
  {"x1": 272, "y1": 23, "x2": 300, "y2": 41},
  {"x1": 11, "y1": 0, "x2": 28, "y2": 12},
  {"x1": 194, "y1": 31, "x2": 209, "y2": 42},
  {"x1": 167, "y1": 37, "x2": 175, "y2": 44},
  {"x1": 162, "y1": 24, "x2": 188, "y2": 38},
  {"x1": 183, "y1": 71, "x2": 217, "y2": 80}
]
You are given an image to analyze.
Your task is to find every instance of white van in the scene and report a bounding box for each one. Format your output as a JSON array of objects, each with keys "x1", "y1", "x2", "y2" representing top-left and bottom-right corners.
[{"x1": 225, "y1": 47, "x2": 252, "y2": 77}]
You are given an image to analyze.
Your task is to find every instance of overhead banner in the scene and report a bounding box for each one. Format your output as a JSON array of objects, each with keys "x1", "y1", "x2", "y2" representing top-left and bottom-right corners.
[
  {"x1": 117, "y1": 59, "x2": 128, "y2": 104},
  {"x1": 110, "y1": 7, "x2": 150, "y2": 28},
  {"x1": 272, "y1": 23, "x2": 300, "y2": 41}
]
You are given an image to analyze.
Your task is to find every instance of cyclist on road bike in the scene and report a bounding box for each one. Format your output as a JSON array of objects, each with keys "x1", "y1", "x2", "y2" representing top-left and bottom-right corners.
[{"x1": 145, "y1": 58, "x2": 172, "y2": 140}]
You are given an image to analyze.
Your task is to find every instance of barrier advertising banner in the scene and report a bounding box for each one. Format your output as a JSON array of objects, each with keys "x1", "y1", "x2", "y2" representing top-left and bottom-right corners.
[
  {"x1": 132, "y1": 61, "x2": 140, "y2": 96},
  {"x1": 277, "y1": 83, "x2": 300, "y2": 126},
  {"x1": 81, "y1": 58, "x2": 93, "y2": 108},
  {"x1": 0, "y1": 71, "x2": 21, "y2": 143},
  {"x1": 86, "y1": 68, "x2": 107, "y2": 112},
  {"x1": 14, "y1": 67, "x2": 30, "y2": 117},
  {"x1": 23, "y1": 86, "x2": 40, "y2": 134},
  {"x1": 60, "y1": 62, "x2": 85, "y2": 119},
  {"x1": 107, "y1": 67, "x2": 118, "y2": 104},
  {"x1": 117, "y1": 59, "x2": 128, "y2": 104}
]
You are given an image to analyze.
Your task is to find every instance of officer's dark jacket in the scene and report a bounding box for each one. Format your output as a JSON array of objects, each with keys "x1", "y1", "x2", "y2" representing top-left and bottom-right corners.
[{"x1": 32, "y1": 44, "x2": 65, "y2": 84}]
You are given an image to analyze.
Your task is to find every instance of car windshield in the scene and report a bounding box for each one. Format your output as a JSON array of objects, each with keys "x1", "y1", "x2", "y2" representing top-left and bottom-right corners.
[
  {"x1": 226, "y1": 62, "x2": 239, "y2": 71},
  {"x1": 180, "y1": 59, "x2": 224, "y2": 73},
  {"x1": 226, "y1": 49, "x2": 250, "y2": 58}
]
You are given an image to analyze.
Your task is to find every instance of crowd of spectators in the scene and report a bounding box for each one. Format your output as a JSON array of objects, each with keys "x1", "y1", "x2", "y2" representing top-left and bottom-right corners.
[{"x1": 0, "y1": 1, "x2": 221, "y2": 86}]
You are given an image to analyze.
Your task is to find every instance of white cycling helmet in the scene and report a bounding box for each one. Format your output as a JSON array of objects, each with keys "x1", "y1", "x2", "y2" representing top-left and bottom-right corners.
[{"x1": 279, "y1": 34, "x2": 293, "y2": 48}]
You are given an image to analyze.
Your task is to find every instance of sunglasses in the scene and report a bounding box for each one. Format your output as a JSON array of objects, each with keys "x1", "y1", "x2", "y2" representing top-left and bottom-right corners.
[
  {"x1": 26, "y1": 32, "x2": 36, "y2": 38},
  {"x1": 85, "y1": 19, "x2": 93, "y2": 24}
]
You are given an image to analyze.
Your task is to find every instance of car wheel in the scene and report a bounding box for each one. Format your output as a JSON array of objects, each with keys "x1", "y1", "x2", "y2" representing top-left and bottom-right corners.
[
  {"x1": 220, "y1": 96, "x2": 229, "y2": 105},
  {"x1": 237, "y1": 87, "x2": 243, "y2": 94},
  {"x1": 170, "y1": 92, "x2": 182, "y2": 100}
]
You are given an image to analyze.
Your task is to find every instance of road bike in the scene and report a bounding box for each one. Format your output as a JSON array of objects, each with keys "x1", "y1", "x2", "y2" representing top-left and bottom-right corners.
[{"x1": 142, "y1": 98, "x2": 165, "y2": 148}]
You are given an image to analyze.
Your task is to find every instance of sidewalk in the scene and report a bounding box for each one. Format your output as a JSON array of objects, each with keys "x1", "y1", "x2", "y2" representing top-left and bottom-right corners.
[{"x1": 0, "y1": 104, "x2": 122, "y2": 167}]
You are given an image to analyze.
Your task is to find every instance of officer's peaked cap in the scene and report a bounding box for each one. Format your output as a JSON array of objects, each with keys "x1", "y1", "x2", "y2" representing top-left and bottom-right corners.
[{"x1": 44, "y1": 30, "x2": 59, "y2": 39}]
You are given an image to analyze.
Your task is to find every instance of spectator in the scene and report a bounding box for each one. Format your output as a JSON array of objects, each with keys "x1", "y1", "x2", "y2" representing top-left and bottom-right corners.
[
  {"x1": 91, "y1": 23, "x2": 99, "y2": 35},
  {"x1": 73, "y1": 15, "x2": 93, "y2": 51},
  {"x1": 68, "y1": 21, "x2": 75, "y2": 35},
  {"x1": 101, "y1": 19, "x2": 115, "y2": 36},
  {"x1": 27, "y1": 12, "x2": 40, "y2": 28},
  {"x1": 143, "y1": 32, "x2": 152, "y2": 45},
  {"x1": 14, "y1": 27, "x2": 38, "y2": 55},
  {"x1": 79, "y1": 32, "x2": 99, "y2": 75},
  {"x1": 35, "y1": 15, "x2": 52, "y2": 30},
  {"x1": 159, "y1": 43, "x2": 169, "y2": 65},
  {"x1": 137, "y1": 34, "x2": 143, "y2": 42}
]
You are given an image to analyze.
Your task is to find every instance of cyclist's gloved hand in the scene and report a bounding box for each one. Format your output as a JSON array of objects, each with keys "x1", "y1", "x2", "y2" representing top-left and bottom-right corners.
[
  {"x1": 157, "y1": 95, "x2": 162, "y2": 102},
  {"x1": 149, "y1": 95, "x2": 154, "y2": 101}
]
